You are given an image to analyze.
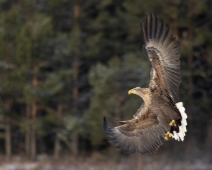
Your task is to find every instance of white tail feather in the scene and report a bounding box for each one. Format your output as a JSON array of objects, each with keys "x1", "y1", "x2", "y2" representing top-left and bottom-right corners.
[
  {"x1": 173, "y1": 131, "x2": 180, "y2": 141},
  {"x1": 172, "y1": 102, "x2": 187, "y2": 141}
]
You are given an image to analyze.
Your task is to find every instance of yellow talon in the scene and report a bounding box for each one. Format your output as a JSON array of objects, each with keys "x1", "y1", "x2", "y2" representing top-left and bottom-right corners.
[
  {"x1": 169, "y1": 120, "x2": 176, "y2": 126},
  {"x1": 164, "y1": 131, "x2": 172, "y2": 140}
]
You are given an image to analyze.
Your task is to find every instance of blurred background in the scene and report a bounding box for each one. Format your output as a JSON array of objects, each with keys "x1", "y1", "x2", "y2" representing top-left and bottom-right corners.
[{"x1": 0, "y1": 0, "x2": 212, "y2": 169}]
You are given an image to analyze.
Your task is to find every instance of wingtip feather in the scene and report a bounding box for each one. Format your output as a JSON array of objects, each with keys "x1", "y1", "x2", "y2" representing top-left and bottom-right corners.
[{"x1": 103, "y1": 116, "x2": 109, "y2": 132}]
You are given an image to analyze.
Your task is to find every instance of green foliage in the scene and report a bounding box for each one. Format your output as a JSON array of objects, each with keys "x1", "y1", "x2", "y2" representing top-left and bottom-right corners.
[
  {"x1": 43, "y1": 69, "x2": 72, "y2": 95},
  {"x1": 16, "y1": 13, "x2": 53, "y2": 66},
  {"x1": 0, "y1": 0, "x2": 211, "y2": 158}
]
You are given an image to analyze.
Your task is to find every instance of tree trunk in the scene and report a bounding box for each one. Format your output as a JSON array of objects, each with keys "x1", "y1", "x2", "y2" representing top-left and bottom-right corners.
[
  {"x1": 71, "y1": 60, "x2": 79, "y2": 156},
  {"x1": 5, "y1": 121, "x2": 11, "y2": 160},
  {"x1": 30, "y1": 75, "x2": 38, "y2": 160},
  {"x1": 70, "y1": 132, "x2": 78, "y2": 156},
  {"x1": 206, "y1": 119, "x2": 212, "y2": 149},
  {"x1": 25, "y1": 104, "x2": 31, "y2": 159},
  {"x1": 69, "y1": 4, "x2": 81, "y2": 157},
  {"x1": 54, "y1": 104, "x2": 63, "y2": 159},
  {"x1": 30, "y1": 128, "x2": 36, "y2": 160},
  {"x1": 4, "y1": 99, "x2": 13, "y2": 161},
  {"x1": 54, "y1": 133, "x2": 60, "y2": 159}
]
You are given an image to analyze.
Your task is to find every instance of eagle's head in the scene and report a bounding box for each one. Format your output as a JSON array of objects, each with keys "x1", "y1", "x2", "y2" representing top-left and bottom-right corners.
[{"x1": 128, "y1": 87, "x2": 150, "y2": 99}]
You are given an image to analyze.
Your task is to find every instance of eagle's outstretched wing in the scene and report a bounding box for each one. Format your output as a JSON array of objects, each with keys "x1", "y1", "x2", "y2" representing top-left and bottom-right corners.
[
  {"x1": 141, "y1": 13, "x2": 181, "y2": 103},
  {"x1": 104, "y1": 105, "x2": 169, "y2": 154}
]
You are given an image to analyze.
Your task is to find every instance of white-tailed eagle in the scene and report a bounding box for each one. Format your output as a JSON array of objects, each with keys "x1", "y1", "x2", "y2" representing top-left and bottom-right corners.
[{"x1": 104, "y1": 13, "x2": 187, "y2": 154}]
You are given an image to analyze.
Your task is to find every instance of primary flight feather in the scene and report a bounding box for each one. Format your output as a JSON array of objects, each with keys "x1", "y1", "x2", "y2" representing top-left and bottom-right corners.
[{"x1": 104, "y1": 13, "x2": 187, "y2": 154}]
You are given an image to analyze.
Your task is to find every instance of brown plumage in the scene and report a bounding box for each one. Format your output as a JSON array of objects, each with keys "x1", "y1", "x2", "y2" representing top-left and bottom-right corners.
[{"x1": 104, "y1": 13, "x2": 187, "y2": 154}]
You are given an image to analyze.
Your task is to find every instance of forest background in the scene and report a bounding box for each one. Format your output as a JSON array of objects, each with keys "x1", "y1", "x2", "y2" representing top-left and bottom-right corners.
[{"x1": 0, "y1": 0, "x2": 212, "y2": 169}]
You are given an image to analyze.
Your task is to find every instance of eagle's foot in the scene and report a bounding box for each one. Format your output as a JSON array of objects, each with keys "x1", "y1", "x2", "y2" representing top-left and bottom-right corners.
[
  {"x1": 169, "y1": 120, "x2": 176, "y2": 126},
  {"x1": 164, "y1": 131, "x2": 172, "y2": 140}
]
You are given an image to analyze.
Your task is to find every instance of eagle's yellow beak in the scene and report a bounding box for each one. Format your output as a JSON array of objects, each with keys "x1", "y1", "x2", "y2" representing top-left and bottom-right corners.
[{"x1": 128, "y1": 89, "x2": 133, "y2": 95}]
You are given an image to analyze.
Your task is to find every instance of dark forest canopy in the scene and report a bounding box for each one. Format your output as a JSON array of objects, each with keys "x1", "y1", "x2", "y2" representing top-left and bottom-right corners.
[{"x1": 0, "y1": 0, "x2": 211, "y2": 161}]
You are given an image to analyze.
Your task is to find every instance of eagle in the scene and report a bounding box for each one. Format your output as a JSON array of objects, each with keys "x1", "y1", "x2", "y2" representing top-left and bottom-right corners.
[{"x1": 104, "y1": 13, "x2": 187, "y2": 154}]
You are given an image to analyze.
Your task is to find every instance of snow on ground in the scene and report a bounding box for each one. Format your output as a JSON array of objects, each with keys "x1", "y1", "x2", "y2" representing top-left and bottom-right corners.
[
  {"x1": 0, "y1": 152, "x2": 212, "y2": 170},
  {"x1": 0, "y1": 162, "x2": 212, "y2": 170}
]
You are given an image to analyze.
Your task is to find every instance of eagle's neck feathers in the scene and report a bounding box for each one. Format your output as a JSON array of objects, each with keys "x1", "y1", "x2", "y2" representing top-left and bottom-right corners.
[{"x1": 136, "y1": 88, "x2": 152, "y2": 105}]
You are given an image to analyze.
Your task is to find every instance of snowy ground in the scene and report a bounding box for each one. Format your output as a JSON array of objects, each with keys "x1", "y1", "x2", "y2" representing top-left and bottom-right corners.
[
  {"x1": 0, "y1": 153, "x2": 212, "y2": 170},
  {"x1": 1, "y1": 162, "x2": 212, "y2": 170}
]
